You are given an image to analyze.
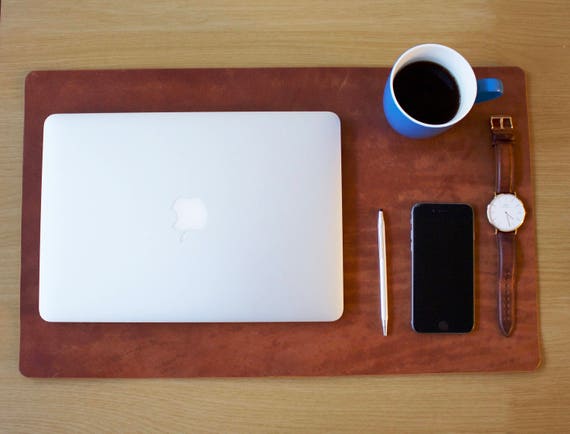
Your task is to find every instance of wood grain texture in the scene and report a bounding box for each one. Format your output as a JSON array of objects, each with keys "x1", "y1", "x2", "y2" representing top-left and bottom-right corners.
[{"x1": 1, "y1": 0, "x2": 569, "y2": 432}]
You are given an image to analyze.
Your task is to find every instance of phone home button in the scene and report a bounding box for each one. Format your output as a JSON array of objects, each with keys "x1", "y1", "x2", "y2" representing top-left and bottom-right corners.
[{"x1": 438, "y1": 320, "x2": 449, "y2": 331}]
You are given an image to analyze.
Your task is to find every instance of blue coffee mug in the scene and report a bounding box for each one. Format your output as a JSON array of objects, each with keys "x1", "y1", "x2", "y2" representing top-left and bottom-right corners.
[{"x1": 383, "y1": 44, "x2": 503, "y2": 139}]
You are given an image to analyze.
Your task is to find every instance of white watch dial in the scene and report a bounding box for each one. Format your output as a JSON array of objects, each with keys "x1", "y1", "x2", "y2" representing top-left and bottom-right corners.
[{"x1": 487, "y1": 193, "x2": 526, "y2": 232}]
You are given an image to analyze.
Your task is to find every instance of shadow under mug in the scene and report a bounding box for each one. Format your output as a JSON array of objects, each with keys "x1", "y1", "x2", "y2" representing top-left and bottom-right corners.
[{"x1": 383, "y1": 44, "x2": 503, "y2": 139}]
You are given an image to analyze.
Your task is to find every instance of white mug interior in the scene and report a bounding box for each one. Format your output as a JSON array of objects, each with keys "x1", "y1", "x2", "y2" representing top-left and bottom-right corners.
[{"x1": 390, "y1": 44, "x2": 477, "y2": 127}]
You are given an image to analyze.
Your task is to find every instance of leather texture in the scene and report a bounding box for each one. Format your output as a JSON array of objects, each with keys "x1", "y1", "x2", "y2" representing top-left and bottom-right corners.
[
  {"x1": 491, "y1": 118, "x2": 518, "y2": 337},
  {"x1": 493, "y1": 131, "x2": 515, "y2": 194},
  {"x1": 20, "y1": 67, "x2": 541, "y2": 377},
  {"x1": 497, "y1": 231, "x2": 517, "y2": 336}
]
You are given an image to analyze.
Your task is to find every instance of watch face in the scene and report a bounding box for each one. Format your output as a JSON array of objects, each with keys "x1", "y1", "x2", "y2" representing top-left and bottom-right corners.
[{"x1": 487, "y1": 193, "x2": 526, "y2": 232}]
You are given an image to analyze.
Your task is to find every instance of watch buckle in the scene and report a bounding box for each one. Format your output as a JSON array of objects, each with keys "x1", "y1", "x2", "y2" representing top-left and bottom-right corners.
[{"x1": 490, "y1": 116, "x2": 514, "y2": 131}]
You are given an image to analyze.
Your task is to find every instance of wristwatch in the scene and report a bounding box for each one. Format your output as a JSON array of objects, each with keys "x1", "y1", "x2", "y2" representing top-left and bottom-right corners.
[{"x1": 486, "y1": 116, "x2": 525, "y2": 336}]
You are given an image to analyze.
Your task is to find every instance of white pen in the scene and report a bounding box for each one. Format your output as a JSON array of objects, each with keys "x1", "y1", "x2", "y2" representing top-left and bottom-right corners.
[{"x1": 378, "y1": 210, "x2": 388, "y2": 336}]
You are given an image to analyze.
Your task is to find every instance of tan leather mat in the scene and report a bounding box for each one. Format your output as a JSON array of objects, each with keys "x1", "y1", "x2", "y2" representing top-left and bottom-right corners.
[{"x1": 20, "y1": 67, "x2": 540, "y2": 377}]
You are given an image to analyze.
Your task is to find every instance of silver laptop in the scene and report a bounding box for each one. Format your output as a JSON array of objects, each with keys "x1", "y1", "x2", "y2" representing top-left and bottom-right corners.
[{"x1": 39, "y1": 112, "x2": 344, "y2": 322}]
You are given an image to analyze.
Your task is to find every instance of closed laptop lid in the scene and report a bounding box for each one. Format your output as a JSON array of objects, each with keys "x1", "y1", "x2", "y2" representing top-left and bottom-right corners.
[{"x1": 39, "y1": 112, "x2": 343, "y2": 322}]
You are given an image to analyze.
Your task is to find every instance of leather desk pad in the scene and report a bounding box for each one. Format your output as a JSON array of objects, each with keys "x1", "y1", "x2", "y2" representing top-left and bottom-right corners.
[{"x1": 20, "y1": 67, "x2": 540, "y2": 377}]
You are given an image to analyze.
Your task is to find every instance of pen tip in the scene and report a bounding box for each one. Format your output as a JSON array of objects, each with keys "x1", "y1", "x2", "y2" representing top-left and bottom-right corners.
[{"x1": 382, "y1": 319, "x2": 388, "y2": 336}]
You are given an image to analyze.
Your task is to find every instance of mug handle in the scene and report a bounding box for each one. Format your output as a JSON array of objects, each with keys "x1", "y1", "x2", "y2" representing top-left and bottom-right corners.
[{"x1": 475, "y1": 78, "x2": 504, "y2": 103}]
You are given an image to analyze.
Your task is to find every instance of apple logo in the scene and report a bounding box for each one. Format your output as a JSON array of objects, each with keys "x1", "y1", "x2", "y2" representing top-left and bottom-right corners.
[{"x1": 172, "y1": 197, "x2": 208, "y2": 241}]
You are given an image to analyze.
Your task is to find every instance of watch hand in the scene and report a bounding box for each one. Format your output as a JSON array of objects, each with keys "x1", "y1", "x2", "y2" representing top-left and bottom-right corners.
[{"x1": 505, "y1": 211, "x2": 512, "y2": 226}]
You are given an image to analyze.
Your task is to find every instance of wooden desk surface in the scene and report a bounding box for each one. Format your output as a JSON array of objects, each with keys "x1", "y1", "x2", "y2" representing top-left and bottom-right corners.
[{"x1": 1, "y1": 1, "x2": 568, "y2": 432}]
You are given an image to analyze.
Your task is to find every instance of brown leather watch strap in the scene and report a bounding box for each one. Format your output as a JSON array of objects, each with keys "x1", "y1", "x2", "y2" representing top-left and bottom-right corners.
[
  {"x1": 490, "y1": 116, "x2": 518, "y2": 337},
  {"x1": 497, "y1": 231, "x2": 516, "y2": 336},
  {"x1": 491, "y1": 116, "x2": 515, "y2": 193}
]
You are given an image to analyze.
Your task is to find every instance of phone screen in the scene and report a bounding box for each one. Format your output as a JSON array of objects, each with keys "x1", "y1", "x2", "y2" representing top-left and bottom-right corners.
[{"x1": 411, "y1": 203, "x2": 474, "y2": 333}]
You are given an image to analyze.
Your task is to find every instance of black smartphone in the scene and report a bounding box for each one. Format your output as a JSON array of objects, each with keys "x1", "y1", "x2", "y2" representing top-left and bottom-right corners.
[{"x1": 411, "y1": 203, "x2": 474, "y2": 333}]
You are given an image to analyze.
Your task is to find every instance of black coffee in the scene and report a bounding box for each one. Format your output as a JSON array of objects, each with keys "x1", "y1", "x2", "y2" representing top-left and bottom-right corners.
[{"x1": 393, "y1": 61, "x2": 460, "y2": 125}]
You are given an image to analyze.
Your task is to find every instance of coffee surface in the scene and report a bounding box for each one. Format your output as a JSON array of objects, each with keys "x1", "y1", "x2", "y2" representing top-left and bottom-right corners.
[{"x1": 393, "y1": 61, "x2": 460, "y2": 125}]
